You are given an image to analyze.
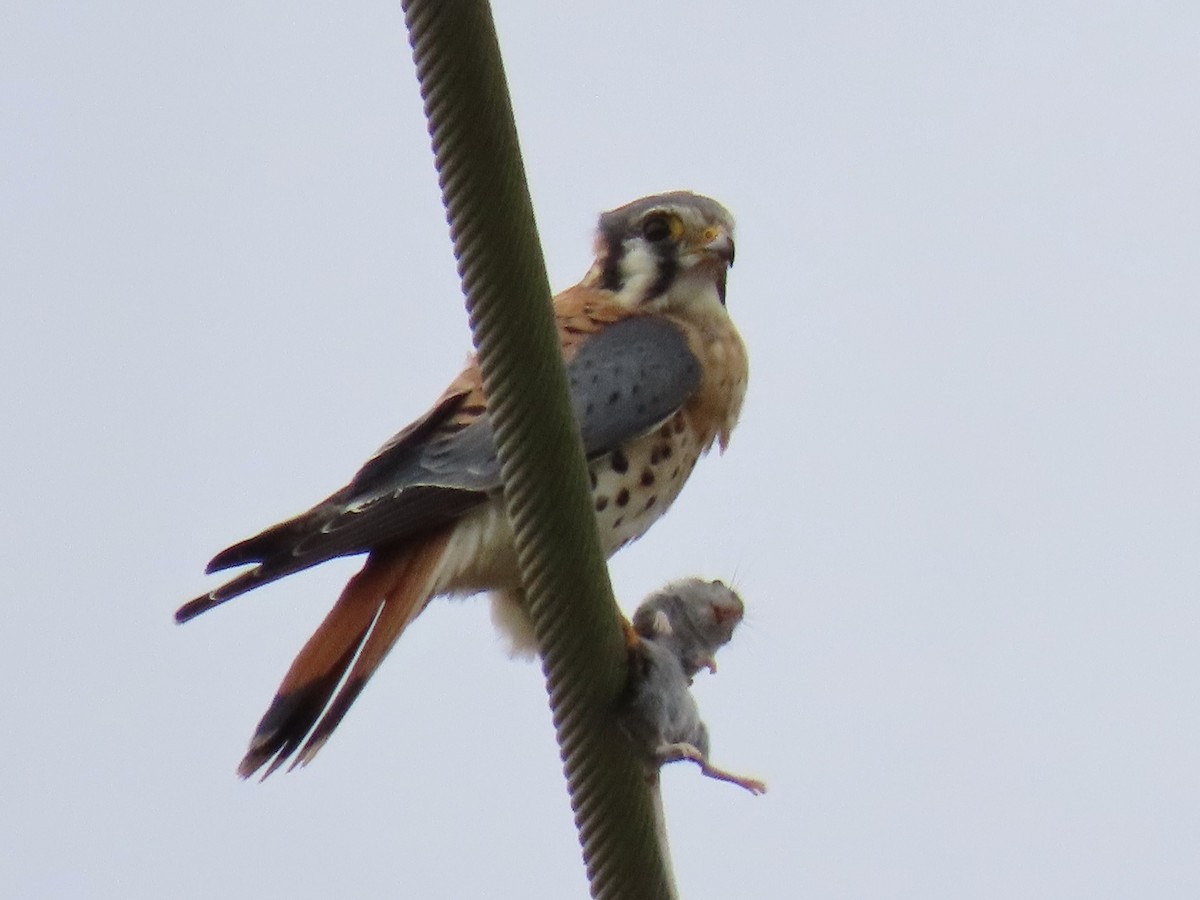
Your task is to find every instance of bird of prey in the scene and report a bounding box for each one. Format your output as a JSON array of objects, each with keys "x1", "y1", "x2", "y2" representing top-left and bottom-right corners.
[{"x1": 178, "y1": 191, "x2": 748, "y2": 778}]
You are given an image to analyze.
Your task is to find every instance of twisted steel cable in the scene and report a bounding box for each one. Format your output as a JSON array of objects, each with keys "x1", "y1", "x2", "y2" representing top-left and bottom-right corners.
[{"x1": 401, "y1": 2, "x2": 677, "y2": 897}]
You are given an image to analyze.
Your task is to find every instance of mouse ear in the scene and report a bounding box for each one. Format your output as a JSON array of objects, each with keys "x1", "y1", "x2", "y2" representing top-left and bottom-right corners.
[{"x1": 652, "y1": 609, "x2": 673, "y2": 636}]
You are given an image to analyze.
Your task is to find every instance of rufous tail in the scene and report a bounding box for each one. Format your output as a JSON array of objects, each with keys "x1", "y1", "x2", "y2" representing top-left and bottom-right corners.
[{"x1": 237, "y1": 529, "x2": 452, "y2": 778}]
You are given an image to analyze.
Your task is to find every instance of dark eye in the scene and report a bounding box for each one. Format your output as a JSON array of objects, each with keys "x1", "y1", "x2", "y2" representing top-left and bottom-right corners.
[{"x1": 641, "y1": 214, "x2": 672, "y2": 243}]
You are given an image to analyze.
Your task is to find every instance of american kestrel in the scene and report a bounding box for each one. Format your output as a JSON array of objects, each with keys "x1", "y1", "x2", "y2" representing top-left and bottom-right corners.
[
  {"x1": 623, "y1": 579, "x2": 766, "y2": 795},
  {"x1": 178, "y1": 191, "x2": 748, "y2": 778}
]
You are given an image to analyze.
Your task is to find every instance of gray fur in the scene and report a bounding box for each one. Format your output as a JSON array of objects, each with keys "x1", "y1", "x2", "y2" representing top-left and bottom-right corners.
[
  {"x1": 631, "y1": 578, "x2": 743, "y2": 678},
  {"x1": 622, "y1": 579, "x2": 766, "y2": 795},
  {"x1": 624, "y1": 634, "x2": 713, "y2": 759}
]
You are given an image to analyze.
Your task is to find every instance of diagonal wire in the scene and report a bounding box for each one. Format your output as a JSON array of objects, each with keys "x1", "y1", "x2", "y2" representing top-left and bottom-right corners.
[{"x1": 401, "y1": 1, "x2": 677, "y2": 898}]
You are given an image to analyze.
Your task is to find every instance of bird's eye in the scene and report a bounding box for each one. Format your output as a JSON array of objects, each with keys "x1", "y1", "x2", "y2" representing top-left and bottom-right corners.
[{"x1": 641, "y1": 214, "x2": 672, "y2": 243}]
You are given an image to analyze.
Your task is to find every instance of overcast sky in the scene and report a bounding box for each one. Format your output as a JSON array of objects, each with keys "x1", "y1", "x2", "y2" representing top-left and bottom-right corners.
[{"x1": 3, "y1": 2, "x2": 1198, "y2": 898}]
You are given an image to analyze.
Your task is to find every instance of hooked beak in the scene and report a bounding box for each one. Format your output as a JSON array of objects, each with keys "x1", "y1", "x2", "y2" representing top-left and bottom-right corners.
[{"x1": 701, "y1": 226, "x2": 736, "y2": 267}]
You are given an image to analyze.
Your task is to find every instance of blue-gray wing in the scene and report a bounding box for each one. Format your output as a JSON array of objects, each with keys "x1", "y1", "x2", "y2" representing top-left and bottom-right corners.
[
  {"x1": 414, "y1": 314, "x2": 701, "y2": 491},
  {"x1": 568, "y1": 313, "x2": 701, "y2": 459},
  {"x1": 185, "y1": 315, "x2": 699, "y2": 619}
]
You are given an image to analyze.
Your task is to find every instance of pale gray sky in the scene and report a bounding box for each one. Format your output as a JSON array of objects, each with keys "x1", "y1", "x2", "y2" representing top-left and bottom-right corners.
[{"x1": 3, "y1": 2, "x2": 1198, "y2": 898}]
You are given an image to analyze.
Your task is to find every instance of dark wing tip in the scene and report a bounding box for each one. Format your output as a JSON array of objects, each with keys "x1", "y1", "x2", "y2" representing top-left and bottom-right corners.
[
  {"x1": 175, "y1": 592, "x2": 219, "y2": 624},
  {"x1": 206, "y1": 537, "x2": 267, "y2": 574},
  {"x1": 175, "y1": 565, "x2": 269, "y2": 624},
  {"x1": 206, "y1": 509, "x2": 326, "y2": 574}
]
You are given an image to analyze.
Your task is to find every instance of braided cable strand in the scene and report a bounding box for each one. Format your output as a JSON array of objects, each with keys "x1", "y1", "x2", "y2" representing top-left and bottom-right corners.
[{"x1": 401, "y1": 2, "x2": 677, "y2": 897}]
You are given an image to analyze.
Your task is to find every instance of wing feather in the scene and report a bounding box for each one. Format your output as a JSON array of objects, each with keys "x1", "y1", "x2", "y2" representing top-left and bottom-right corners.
[{"x1": 178, "y1": 312, "x2": 700, "y2": 623}]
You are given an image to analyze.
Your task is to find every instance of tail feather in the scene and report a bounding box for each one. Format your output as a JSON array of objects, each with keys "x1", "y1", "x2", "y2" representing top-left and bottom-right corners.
[
  {"x1": 246, "y1": 638, "x2": 366, "y2": 779},
  {"x1": 235, "y1": 553, "x2": 395, "y2": 778},
  {"x1": 237, "y1": 531, "x2": 452, "y2": 779},
  {"x1": 292, "y1": 529, "x2": 452, "y2": 768}
]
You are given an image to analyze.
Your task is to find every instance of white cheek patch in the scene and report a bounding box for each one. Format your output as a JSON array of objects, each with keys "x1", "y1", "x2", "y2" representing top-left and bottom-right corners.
[{"x1": 614, "y1": 241, "x2": 661, "y2": 307}]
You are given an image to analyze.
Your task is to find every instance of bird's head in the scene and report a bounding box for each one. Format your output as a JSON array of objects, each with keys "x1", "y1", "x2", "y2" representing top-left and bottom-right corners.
[{"x1": 587, "y1": 191, "x2": 736, "y2": 315}]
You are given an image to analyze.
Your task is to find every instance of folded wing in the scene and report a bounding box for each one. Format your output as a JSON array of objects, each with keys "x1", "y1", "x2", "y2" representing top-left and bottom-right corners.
[{"x1": 177, "y1": 313, "x2": 700, "y2": 623}]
